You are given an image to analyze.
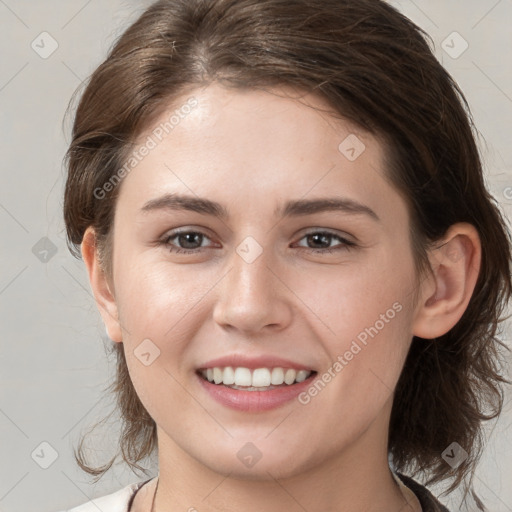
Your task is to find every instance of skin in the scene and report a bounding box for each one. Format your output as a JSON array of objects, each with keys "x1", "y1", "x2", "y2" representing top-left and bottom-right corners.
[{"x1": 82, "y1": 83, "x2": 481, "y2": 512}]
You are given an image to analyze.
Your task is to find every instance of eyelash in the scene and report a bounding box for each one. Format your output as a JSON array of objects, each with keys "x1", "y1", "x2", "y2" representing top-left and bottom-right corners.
[{"x1": 159, "y1": 229, "x2": 357, "y2": 255}]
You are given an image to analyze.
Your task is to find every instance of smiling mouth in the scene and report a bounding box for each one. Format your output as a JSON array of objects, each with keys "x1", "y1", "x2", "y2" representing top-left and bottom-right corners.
[{"x1": 197, "y1": 366, "x2": 317, "y2": 391}]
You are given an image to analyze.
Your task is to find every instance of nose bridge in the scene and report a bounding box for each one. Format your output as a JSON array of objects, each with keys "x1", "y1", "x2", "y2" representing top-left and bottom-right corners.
[
  {"x1": 233, "y1": 237, "x2": 272, "y2": 297},
  {"x1": 213, "y1": 235, "x2": 291, "y2": 332}
]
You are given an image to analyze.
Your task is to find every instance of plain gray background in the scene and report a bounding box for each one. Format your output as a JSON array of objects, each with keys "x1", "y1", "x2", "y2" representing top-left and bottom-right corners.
[{"x1": 0, "y1": 1, "x2": 511, "y2": 511}]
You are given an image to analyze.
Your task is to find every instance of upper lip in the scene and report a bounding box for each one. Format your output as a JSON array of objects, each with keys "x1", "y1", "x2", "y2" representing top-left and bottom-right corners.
[{"x1": 197, "y1": 354, "x2": 315, "y2": 371}]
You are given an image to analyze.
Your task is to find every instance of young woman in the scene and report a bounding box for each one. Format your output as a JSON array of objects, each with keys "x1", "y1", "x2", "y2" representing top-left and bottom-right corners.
[{"x1": 60, "y1": 0, "x2": 511, "y2": 511}]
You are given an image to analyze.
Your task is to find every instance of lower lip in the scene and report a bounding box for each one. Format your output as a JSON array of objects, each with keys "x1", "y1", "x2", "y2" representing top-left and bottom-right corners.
[{"x1": 196, "y1": 372, "x2": 317, "y2": 412}]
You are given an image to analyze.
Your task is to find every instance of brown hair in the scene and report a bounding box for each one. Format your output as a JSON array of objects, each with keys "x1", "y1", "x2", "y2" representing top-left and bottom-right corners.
[{"x1": 63, "y1": 0, "x2": 512, "y2": 509}]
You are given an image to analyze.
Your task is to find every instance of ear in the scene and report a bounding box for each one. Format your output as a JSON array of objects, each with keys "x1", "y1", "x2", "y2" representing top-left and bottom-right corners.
[
  {"x1": 412, "y1": 222, "x2": 481, "y2": 339},
  {"x1": 81, "y1": 226, "x2": 123, "y2": 343}
]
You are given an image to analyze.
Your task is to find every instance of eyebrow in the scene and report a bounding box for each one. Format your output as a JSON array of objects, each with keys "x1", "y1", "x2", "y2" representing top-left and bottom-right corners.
[{"x1": 140, "y1": 193, "x2": 380, "y2": 221}]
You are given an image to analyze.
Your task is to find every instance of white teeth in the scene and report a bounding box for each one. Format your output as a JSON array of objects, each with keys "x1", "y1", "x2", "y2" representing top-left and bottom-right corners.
[
  {"x1": 271, "y1": 367, "x2": 284, "y2": 385},
  {"x1": 200, "y1": 366, "x2": 313, "y2": 388},
  {"x1": 213, "y1": 367, "x2": 223, "y2": 384},
  {"x1": 295, "y1": 370, "x2": 309, "y2": 383},
  {"x1": 252, "y1": 368, "x2": 271, "y2": 387},
  {"x1": 284, "y1": 369, "x2": 297, "y2": 385},
  {"x1": 234, "y1": 367, "x2": 252, "y2": 386},
  {"x1": 222, "y1": 366, "x2": 235, "y2": 385}
]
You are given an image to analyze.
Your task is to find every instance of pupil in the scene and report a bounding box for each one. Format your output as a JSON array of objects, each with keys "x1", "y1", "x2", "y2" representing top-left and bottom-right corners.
[
  {"x1": 309, "y1": 233, "x2": 329, "y2": 248},
  {"x1": 180, "y1": 233, "x2": 201, "y2": 249}
]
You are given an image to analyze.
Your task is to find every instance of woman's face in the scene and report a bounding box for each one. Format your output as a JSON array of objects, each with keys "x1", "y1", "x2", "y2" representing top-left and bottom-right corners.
[{"x1": 104, "y1": 83, "x2": 423, "y2": 479}]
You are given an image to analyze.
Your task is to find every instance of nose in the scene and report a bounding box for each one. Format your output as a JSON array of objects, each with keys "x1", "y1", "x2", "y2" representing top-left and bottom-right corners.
[{"x1": 212, "y1": 240, "x2": 293, "y2": 334}]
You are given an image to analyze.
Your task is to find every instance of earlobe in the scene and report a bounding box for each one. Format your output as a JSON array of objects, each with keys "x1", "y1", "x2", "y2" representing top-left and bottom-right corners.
[
  {"x1": 81, "y1": 227, "x2": 123, "y2": 342},
  {"x1": 412, "y1": 223, "x2": 481, "y2": 340}
]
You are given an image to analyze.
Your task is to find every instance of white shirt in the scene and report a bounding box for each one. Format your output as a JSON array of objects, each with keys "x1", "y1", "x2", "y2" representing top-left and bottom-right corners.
[{"x1": 57, "y1": 477, "x2": 156, "y2": 512}]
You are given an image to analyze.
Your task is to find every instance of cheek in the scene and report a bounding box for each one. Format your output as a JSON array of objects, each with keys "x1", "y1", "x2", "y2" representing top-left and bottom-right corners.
[
  {"x1": 289, "y1": 289, "x2": 413, "y2": 463},
  {"x1": 302, "y1": 251, "x2": 416, "y2": 397},
  {"x1": 305, "y1": 251, "x2": 414, "y2": 342},
  {"x1": 113, "y1": 260, "x2": 206, "y2": 413},
  {"x1": 114, "y1": 258, "x2": 212, "y2": 338}
]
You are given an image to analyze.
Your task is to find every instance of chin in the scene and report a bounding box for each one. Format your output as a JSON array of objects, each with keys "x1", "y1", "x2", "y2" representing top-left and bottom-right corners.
[{"x1": 191, "y1": 440, "x2": 318, "y2": 481}]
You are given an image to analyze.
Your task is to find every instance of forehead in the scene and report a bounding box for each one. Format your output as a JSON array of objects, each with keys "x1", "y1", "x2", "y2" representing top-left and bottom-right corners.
[
  {"x1": 115, "y1": 83, "x2": 403, "y2": 227},
  {"x1": 139, "y1": 84, "x2": 371, "y2": 158}
]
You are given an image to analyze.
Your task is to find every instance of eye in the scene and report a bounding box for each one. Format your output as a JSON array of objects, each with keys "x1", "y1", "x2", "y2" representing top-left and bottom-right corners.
[
  {"x1": 160, "y1": 229, "x2": 214, "y2": 254},
  {"x1": 293, "y1": 230, "x2": 356, "y2": 254},
  {"x1": 159, "y1": 228, "x2": 357, "y2": 255}
]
